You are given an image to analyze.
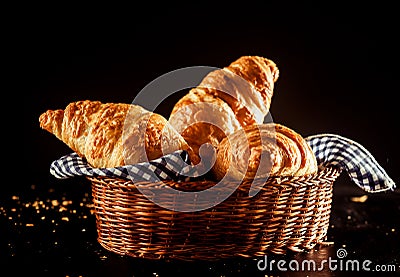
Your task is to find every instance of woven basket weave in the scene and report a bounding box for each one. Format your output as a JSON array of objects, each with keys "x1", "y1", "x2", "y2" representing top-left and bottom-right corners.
[{"x1": 87, "y1": 166, "x2": 341, "y2": 261}]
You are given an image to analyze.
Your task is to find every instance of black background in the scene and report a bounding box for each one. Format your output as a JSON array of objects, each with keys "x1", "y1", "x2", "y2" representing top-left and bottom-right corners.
[
  {"x1": 14, "y1": 3, "x2": 399, "y2": 183},
  {"x1": 14, "y1": 3, "x2": 398, "y2": 185},
  {"x1": 4, "y1": 2, "x2": 400, "y2": 276}
]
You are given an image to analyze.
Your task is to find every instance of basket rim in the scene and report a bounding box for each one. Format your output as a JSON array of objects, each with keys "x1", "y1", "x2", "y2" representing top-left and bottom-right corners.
[{"x1": 87, "y1": 165, "x2": 342, "y2": 190}]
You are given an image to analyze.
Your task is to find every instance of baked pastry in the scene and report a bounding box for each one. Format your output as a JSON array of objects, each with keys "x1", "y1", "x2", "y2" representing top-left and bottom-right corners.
[
  {"x1": 212, "y1": 123, "x2": 318, "y2": 181},
  {"x1": 169, "y1": 56, "x2": 279, "y2": 161},
  {"x1": 39, "y1": 100, "x2": 194, "y2": 168}
]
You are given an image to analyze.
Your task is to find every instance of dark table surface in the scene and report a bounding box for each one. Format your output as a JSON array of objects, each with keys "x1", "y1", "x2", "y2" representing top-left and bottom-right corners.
[{"x1": 1, "y1": 173, "x2": 399, "y2": 277}]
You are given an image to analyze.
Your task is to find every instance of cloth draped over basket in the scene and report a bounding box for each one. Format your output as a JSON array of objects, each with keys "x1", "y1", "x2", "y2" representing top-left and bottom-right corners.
[{"x1": 50, "y1": 134, "x2": 395, "y2": 193}]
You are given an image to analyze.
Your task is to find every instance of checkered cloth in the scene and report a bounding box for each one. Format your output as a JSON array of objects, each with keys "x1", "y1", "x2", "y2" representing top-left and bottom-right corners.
[
  {"x1": 50, "y1": 150, "x2": 201, "y2": 183},
  {"x1": 49, "y1": 134, "x2": 395, "y2": 193},
  {"x1": 306, "y1": 134, "x2": 395, "y2": 193}
]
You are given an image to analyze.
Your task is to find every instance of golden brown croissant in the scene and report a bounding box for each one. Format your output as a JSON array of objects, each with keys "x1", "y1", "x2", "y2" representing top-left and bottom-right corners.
[
  {"x1": 39, "y1": 100, "x2": 194, "y2": 168},
  {"x1": 169, "y1": 56, "x2": 279, "y2": 160},
  {"x1": 212, "y1": 123, "x2": 318, "y2": 181}
]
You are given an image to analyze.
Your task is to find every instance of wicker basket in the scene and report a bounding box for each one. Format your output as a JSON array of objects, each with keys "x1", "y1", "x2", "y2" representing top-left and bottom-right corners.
[{"x1": 87, "y1": 166, "x2": 341, "y2": 261}]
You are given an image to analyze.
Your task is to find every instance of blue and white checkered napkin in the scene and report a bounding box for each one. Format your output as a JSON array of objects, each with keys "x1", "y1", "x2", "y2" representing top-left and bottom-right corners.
[
  {"x1": 50, "y1": 134, "x2": 395, "y2": 193},
  {"x1": 305, "y1": 134, "x2": 395, "y2": 193},
  {"x1": 50, "y1": 150, "x2": 201, "y2": 183}
]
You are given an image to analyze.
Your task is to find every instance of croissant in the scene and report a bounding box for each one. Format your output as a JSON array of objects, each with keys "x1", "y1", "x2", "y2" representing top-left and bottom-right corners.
[
  {"x1": 39, "y1": 100, "x2": 194, "y2": 168},
  {"x1": 169, "y1": 56, "x2": 279, "y2": 160},
  {"x1": 211, "y1": 123, "x2": 318, "y2": 181}
]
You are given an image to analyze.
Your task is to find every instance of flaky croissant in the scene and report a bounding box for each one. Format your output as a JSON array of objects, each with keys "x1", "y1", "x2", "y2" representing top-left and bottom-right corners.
[
  {"x1": 39, "y1": 100, "x2": 193, "y2": 168},
  {"x1": 169, "y1": 56, "x2": 279, "y2": 160},
  {"x1": 212, "y1": 123, "x2": 318, "y2": 181}
]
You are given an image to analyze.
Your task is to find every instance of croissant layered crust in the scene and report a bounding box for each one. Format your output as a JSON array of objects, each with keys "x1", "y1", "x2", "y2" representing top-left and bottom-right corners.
[
  {"x1": 212, "y1": 123, "x2": 318, "y2": 181},
  {"x1": 169, "y1": 56, "x2": 279, "y2": 159},
  {"x1": 39, "y1": 100, "x2": 192, "y2": 168},
  {"x1": 39, "y1": 56, "x2": 319, "y2": 180}
]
